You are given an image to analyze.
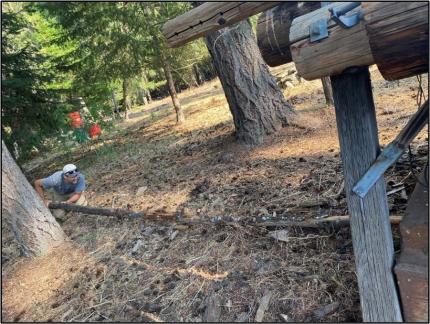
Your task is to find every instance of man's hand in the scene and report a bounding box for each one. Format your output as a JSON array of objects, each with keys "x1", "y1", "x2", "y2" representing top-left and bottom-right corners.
[{"x1": 66, "y1": 192, "x2": 82, "y2": 204}]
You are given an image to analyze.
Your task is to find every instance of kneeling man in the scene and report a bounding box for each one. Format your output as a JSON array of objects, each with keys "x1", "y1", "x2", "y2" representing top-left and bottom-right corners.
[{"x1": 34, "y1": 163, "x2": 87, "y2": 218}]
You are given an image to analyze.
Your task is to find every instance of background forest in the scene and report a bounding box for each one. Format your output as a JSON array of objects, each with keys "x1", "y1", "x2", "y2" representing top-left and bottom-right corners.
[{"x1": 2, "y1": 2, "x2": 222, "y2": 162}]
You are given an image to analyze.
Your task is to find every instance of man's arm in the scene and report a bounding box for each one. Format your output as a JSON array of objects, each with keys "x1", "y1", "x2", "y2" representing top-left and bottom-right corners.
[
  {"x1": 34, "y1": 179, "x2": 49, "y2": 207},
  {"x1": 66, "y1": 192, "x2": 82, "y2": 204}
]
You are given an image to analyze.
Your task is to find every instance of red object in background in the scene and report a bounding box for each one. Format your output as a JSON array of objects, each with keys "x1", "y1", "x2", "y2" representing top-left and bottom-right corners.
[
  {"x1": 68, "y1": 112, "x2": 83, "y2": 128},
  {"x1": 89, "y1": 124, "x2": 102, "y2": 138}
]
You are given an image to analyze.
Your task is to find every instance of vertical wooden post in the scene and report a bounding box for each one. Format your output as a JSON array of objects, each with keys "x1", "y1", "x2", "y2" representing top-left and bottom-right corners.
[{"x1": 330, "y1": 67, "x2": 402, "y2": 322}]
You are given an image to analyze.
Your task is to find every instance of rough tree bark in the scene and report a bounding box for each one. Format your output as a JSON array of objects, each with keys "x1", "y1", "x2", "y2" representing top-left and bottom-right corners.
[
  {"x1": 160, "y1": 51, "x2": 185, "y2": 124},
  {"x1": 141, "y1": 71, "x2": 151, "y2": 104},
  {"x1": 1, "y1": 141, "x2": 66, "y2": 257},
  {"x1": 204, "y1": 19, "x2": 294, "y2": 145},
  {"x1": 122, "y1": 78, "x2": 131, "y2": 119},
  {"x1": 321, "y1": 77, "x2": 334, "y2": 106},
  {"x1": 193, "y1": 64, "x2": 203, "y2": 86}
]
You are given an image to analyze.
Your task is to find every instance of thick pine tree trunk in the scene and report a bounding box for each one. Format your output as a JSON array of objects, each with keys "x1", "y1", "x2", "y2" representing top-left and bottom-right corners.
[
  {"x1": 204, "y1": 20, "x2": 294, "y2": 145},
  {"x1": 160, "y1": 52, "x2": 185, "y2": 124},
  {"x1": 1, "y1": 141, "x2": 66, "y2": 257},
  {"x1": 122, "y1": 78, "x2": 131, "y2": 119}
]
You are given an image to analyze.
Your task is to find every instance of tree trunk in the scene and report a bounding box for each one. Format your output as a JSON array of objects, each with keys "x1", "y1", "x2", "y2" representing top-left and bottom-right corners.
[
  {"x1": 321, "y1": 77, "x2": 334, "y2": 106},
  {"x1": 161, "y1": 52, "x2": 185, "y2": 124},
  {"x1": 1, "y1": 141, "x2": 66, "y2": 257},
  {"x1": 193, "y1": 64, "x2": 203, "y2": 86},
  {"x1": 111, "y1": 91, "x2": 119, "y2": 114},
  {"x1": 141, "y1": 71, "x2": 151, "y2": 104},
  {"x1": 122, "y1": 78, "x2": 131, "y2": 119},
  {"x1": 204, "y1": 19, "x2": 294, "y2": 145}
]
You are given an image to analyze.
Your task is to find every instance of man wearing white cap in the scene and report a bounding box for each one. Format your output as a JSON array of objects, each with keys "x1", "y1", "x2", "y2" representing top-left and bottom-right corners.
[{"x1": 34, "y1": 164, "x2": 87, "y2": 218}]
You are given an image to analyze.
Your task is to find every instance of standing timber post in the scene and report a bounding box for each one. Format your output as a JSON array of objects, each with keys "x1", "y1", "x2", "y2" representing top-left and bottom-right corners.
[{"x1": 330, "y1": 67, "x2": 402, "y2": 322}]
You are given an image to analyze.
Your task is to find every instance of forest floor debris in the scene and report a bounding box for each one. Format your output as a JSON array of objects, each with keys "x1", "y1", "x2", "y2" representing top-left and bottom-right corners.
[{"x1": 2, "y1": 67, "x2": 428, "y2": 322}]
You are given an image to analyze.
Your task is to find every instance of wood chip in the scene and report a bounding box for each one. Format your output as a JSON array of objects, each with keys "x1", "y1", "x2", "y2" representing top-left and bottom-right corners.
[
  {"x1": 312, "y1": 301, "x2": 339, "y2": 319},
  {"x1": 268, "y1": 230, "x2": 289, "y2": 242},
  {"x1": 203, "y1": 293, "x2": 221, "y2": 322},
  {"x1": 255, "y1": 291, "x2": 272, "y2": 322}
]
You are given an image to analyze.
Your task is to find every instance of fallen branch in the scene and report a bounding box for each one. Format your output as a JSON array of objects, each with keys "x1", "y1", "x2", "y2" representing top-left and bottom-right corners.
[
  {"x1": 48, "y1": 202, "x2": 143, "y2": 218},
  {"x1": 48, "y1": 202, "x2": 402, "y2": 228},
  {"x1": 177, "y1": 214, "x2": 403, "y2": 228}
]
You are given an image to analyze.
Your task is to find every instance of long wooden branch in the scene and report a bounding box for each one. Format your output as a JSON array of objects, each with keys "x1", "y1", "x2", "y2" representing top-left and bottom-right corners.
[
  {"x1": 48, "y1": 202, "x2": 145, "y2": 218},
  {"x1": 48, "y1": 202, "x2": 402, "y2": 228},
  {"x1": 177, "y1": 214, "x2": 403, "y2": 228},
  {"x1": 162, "y1": 2, "x2": 281, "y2": 48}
]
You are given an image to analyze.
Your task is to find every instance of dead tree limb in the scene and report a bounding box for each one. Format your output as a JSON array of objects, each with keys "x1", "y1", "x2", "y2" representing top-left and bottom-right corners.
[
  {"x1": 48, "y1": 202, "x2": 402, "y2": 229},
  {"x1": 177, "y1": 215, "x2": 402, "y2": 228},
  {"x1": 48, "y1": 202, "x2": 144, "y2": 218}
]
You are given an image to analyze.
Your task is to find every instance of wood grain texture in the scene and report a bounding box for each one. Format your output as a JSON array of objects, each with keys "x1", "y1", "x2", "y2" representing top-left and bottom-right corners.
[
  {"x1": 330, "y1": 67, "x2": 402, "y2": 322},
  {"x1": 289, "y1": 2, "x2": 354, "y2": 43},
  {"x1": 394, "y1": 168, "x2": 428, "y2": 322},
  {"x1": 289, "y1": 2, "x2": 374, "y2": 80},
  {"x1": 256, "y1": 1, "x2": 320, "y2": 66},
  {"x1": 162, "y1": 2, "x2": 281, "y2": 47},
  {"x1": 363, "y1": 2, "x2": 429, "y2": 80}
]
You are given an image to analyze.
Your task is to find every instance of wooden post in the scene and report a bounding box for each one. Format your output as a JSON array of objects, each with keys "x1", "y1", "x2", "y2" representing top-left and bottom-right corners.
[{"x1": 330, "y1": 67, "x2": 402, "y2": 322}]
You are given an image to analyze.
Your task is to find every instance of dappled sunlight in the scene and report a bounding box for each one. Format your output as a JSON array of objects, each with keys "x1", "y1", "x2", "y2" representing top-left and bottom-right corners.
[
  {"x1": 177, "y1": 267, "x2": 229, "y2": 281},
  {"x1": 2, "y1": 242, "x2": 97, "y2": 322}
]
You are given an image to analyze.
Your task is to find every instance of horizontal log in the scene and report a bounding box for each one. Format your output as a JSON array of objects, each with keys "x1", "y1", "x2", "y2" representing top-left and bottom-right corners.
[
  {"x1": 48, "y1": 202, "x2": 144, "y2": 218},
  {"x1": 177, "y1": 214, "x2": 403, "y2": 228},
  {"x1": 48, "y1": 202, "x2": 174, "y2": 221},
  {"x1": 363, "y1": 2, "x2": 429, "y2": 80},
  {"x1": 289, "y1": 2, "x2": 374, "y2": 80},
  {"x1": 256, "y1": 2, "x2": 321, "y2": 66},
  {"x1": 48, "y1": 202, "x2": 403, "y2": 229},
  {"x1": 162, "y1": 2, "x2": 281, "y2": 48}
]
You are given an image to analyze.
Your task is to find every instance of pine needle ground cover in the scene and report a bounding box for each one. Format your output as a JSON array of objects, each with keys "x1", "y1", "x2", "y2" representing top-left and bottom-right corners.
[{"x1": 2, "y1": 68, "x2": 428, "y2": 322}]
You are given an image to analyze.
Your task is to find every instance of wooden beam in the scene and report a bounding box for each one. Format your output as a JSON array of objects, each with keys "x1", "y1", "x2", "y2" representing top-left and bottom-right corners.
[
  {"x1": 289, "y1": 2, "x2": 374, "y2": 80},
  {"x1": 363, "y1": 2, "x2": 429, "y2": 81},
  {"x1": 162, "y1": 2, "x2": 281, "y2": 48},
  {"x1": 256, "y1": 1, "x2": 321, "y2": 66},
  {"x1": 330, "y1": 67, "x2": 402, "y2": 321}
]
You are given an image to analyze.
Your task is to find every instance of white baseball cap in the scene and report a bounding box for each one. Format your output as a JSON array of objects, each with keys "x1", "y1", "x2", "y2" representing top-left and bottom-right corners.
[{"x1": 63, "y1": 164, "x2": 78, "y2": 174}]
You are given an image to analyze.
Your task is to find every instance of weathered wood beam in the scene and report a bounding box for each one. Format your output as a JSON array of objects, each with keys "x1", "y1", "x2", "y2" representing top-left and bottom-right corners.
[
  {"x1": 256, "y1": 1, "x2": 321, "y2": 66},
  {"x1": 289, "y1": 2, "x2": 374, "y2": 80},
  {"x1": 330, "y1": 67, "x2": 402, "y2": 321},
  {"x1": 363, "y1": 1, "x2": 429, "y2": 80},
  {"x1": 162, "y1": 2, "x2": 281, "y2": 48}
]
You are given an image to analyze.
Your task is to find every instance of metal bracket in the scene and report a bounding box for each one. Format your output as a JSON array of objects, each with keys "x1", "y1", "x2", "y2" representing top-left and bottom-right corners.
[
  {"x1": 309, "y1": 19, "x2": 329, "y2": 42},
  {"x1": 329, "y1": 2, "x2": 362, "y2": 29},
  {"x1": 352, "y1": 143, "x2": 405, "y2": 198},
  {"x1": 309, "y1": 2, "x2": 362, "y2": 43},
  {"x1": 353, "y1": 100, "x2": 429, "y2": 198}
]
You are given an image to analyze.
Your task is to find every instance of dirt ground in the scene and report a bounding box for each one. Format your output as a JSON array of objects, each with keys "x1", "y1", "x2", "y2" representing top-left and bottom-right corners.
[{"x1": 2, "y1": 66, "x2": 428, "y2": 322}]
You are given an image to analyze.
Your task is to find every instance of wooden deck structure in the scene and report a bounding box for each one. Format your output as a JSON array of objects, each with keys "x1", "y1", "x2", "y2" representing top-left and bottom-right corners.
[{"x1": 162, "y1": 2, "x2": 429, "y2": 321}]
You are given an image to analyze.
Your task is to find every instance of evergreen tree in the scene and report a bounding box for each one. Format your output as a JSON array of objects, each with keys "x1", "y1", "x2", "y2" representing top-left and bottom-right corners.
[{"x1": 1, "y1": 5, "x2": 67, "y2": 161}]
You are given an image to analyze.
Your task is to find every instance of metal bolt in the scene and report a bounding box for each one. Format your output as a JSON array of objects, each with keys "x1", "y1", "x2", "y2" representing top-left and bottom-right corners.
[{"x1": 218, "y1": 17, "x2": 226, "y2": 25}]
